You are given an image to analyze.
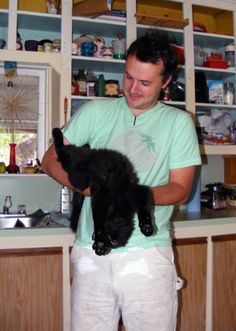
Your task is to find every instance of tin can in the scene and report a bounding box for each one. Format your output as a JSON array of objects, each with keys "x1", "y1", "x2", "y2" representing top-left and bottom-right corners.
[
  {"x1": 87, "y1": 81, "x2": 96, "y2": 97},
  {"x1": 60, "y1": 186, "x2": 72, "y2": 215}
]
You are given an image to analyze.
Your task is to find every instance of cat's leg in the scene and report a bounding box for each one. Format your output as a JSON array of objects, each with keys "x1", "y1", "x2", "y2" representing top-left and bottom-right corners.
[
  {"x1": 91, "y1": 188, "x2": 110, "y2": 255},
  {"x1": 70, "y1": 192, "x2": 84, "y2": 232},
  {"x1": 135, "y1": 185, "x2": 154, "y2": 236}
]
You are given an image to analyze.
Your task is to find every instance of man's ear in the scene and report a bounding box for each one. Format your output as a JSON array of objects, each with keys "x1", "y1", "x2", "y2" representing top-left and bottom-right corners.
[{"x1": 162, "y1": 75, "x2": 172, "y2": 89}]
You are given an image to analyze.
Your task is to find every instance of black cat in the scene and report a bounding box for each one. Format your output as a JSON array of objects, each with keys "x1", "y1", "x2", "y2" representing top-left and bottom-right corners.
[{"x1": 52, "y1": 128, "x2": 154, "y2": 255}]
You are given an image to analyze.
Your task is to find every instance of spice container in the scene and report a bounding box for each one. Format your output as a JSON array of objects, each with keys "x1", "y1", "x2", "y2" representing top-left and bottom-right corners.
[
  {"x1": 105, "y1": 80, "x2": 119, "y2": 97},
  {"x1": 87, "y1": 81, "x2": 96, "y2": 97}
]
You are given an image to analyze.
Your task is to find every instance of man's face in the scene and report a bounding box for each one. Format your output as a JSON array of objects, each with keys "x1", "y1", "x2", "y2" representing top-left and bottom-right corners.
[{"x1": 123, "y1": 54, "x2": 171, "y2": 114}]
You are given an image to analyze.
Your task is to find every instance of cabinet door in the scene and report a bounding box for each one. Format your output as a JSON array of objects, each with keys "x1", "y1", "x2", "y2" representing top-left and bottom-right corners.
[
  {"x1": 212, "y1": 234, "x2": 236, "y2": 331},
  {"x1": 173, "y1": 237, "x2": 207, "y2": 331},
  {"x1": 0, "y1": 247, "x2": 63, "y2": 331}
]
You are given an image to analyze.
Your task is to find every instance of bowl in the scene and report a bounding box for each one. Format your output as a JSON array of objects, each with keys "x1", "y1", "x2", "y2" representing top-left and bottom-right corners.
[{"x1": 25, "y1": 40, "x2": 38, "y2": 51}]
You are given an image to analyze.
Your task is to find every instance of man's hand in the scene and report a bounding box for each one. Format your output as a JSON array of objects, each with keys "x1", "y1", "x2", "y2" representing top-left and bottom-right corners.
[{"x1": 82, "y1": 187, "x2": 91, "y2": 196}]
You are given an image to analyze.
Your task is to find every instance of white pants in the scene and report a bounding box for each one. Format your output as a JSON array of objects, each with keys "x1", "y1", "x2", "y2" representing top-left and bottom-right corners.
[{"x1": 71, "y1": 246, "x2": 183, "y2": 331}]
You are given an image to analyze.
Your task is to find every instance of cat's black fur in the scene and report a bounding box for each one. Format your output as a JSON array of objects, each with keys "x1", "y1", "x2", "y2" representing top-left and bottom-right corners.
[{"x1": 52, "y1": 128, "x2": 154, "y2": 255}]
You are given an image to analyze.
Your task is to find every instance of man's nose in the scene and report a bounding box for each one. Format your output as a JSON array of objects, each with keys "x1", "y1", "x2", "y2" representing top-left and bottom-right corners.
[{"x1": 130, "y1": 80, "x2": 139, "y2": 92}]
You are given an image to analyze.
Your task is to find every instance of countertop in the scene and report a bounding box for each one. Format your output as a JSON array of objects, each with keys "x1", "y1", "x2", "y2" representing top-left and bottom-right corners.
[{"x1": 0, "y1": 208, "x2": 236, "y2": 243}]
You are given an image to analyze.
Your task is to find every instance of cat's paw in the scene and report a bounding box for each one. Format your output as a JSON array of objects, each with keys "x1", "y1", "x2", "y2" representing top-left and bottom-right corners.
[
  {"x1": 139, "y1": 221, "x2": 153, "y2": 236},
  {"x1": 92, "y1": 240, "x2": 108, "y2": 255}
]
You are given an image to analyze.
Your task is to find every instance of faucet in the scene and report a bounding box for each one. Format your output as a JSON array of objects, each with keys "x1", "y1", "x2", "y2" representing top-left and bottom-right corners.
[{"x1": 3, "y1": 196, "x2": 12, "y2": 214}]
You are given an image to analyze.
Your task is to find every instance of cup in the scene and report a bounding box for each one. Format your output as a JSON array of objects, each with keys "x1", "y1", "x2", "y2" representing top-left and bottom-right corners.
[
  {"x1": 72, "y1": 42, "x2": 78, "y2": 55},
  {"x1": 112, "y1": 39, "x2": 126, "y2": 59},
  {"x1": 94, "y1": 37, "x2": 105, "y2": 58},
  {"x1": 44, "y1": 42, "x2": 52, "y2": 52},
  {"x1": 102, "y1": 46, "x2": 113, "y2": 58},
  {"x1": 17, "y1": 204, "x2": 27, "y2": 215},
  {"x1": 81, "y1": 41, "x2": 97, "y2": 57}
]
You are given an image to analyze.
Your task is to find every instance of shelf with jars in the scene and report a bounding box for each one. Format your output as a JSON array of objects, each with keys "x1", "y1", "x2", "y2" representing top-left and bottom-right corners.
[
  {"x1": 192, "y1": 3, "x2": 236, "y2": 154},
  {"x1": 70, "y1": 11, "x2": 127, "y2": 109}
]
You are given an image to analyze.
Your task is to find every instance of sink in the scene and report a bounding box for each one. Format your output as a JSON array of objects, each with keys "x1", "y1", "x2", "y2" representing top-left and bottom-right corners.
[{"x1": 0, "y1": 214, "x2": 49, "y2": 229}]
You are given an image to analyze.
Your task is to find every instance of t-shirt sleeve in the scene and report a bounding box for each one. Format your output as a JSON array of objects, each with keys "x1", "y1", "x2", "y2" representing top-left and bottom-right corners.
[
  {"x1": 62, "y1": 101, "x2": 95, "y2": 146},
  {"x1": 169, "y1": 112, "x2": 202, "y2": 169}
]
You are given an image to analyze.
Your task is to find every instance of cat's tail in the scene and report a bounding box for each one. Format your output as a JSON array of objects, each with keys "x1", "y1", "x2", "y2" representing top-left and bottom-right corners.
[{"x1": 52, "y1": 127, "x2": 64, "y2": 152}]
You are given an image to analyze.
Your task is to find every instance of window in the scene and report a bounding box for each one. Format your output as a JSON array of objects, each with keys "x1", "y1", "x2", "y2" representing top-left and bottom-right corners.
[{"x1": 0, "y1": 67, "x2": 46, "y2": 168}]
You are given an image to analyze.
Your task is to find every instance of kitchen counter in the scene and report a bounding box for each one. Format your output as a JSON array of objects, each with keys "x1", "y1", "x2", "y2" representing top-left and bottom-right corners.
[
  {"x1": 0, "y1": 208, "x2": 236, "y2": 241},
  {"x1": 0, "y1": 210, "x2": 235, "y2": 331},
  {"x1": 170, "y1": 208, "x2": 236, "y2": 239}
]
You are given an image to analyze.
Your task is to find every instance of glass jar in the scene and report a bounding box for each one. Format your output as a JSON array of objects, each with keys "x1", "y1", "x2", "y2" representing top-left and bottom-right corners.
[
  {"x1": 224, "y1": 82, "x2": 234, "y2": 105},
  {"x1": 105, "y1": 80, "x2": 119, "y2": 97}
]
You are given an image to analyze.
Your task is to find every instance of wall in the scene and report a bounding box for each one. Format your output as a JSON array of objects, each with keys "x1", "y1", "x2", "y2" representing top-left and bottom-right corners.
[
  {"x1": 201, "y1": 155, "x2": 224, "y2": 189},
  {"x1": 0, "y1": 175, "x2": 61, "y2": 214},
  {"x1": 0, "y1": 155, "x2": 224, "y2": 216}
]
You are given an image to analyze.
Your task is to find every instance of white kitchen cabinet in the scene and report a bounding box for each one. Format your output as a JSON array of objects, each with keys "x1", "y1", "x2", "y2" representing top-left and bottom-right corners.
[{"x1": 1, "y1": 0, "x2": 236, "y2": 154}]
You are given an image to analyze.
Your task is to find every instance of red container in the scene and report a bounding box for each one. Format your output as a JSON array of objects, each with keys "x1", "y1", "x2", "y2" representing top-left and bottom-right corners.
[{"x1": 203, "y1": 59, "x2": 228, "y2": 69}]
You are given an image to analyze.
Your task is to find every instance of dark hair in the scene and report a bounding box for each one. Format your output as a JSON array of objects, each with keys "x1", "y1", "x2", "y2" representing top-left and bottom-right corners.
[{"x1": 126, "y1": 30, "x2": 178, "y2": 82}]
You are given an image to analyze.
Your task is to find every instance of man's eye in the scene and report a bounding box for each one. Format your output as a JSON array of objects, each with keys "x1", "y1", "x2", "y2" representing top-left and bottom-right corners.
[
  {"x1": 141, "y1": 81, "x2": 150, "y2": 86},
  {"x1": 125, "y1": 73, "x2": 132, "y2": 80}
]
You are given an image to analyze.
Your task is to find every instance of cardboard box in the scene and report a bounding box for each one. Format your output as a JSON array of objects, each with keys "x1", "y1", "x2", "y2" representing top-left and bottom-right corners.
[
  {"x1": 73, "y1": 0, "x2": 110, "y2": 17},
  {"x1": 207, "y1": 80, "x2": 224, "y2": 104}
]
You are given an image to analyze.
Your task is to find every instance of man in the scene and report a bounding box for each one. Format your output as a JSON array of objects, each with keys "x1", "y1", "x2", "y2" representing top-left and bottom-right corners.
[{"x1": 42, "y1": 30, "x2": 201, "y2": 331}]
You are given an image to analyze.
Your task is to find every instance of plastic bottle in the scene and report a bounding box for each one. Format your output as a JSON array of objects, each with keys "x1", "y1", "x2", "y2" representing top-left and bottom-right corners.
[
  {"x1": 98, "y1": 74, "x2": 105, "y2": 97},
  {"x1": 225, "y1": 44, "x2": 235, "y2": 67},
  {"x1": 77, "y1": 68, "x2": 87, "y2": 96}
]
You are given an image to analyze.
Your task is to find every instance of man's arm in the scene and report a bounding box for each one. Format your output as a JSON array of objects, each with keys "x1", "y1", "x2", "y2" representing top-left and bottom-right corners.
[
  {"x1": 41, "y1": 140, "x2": 90, "y2": 196},
  {"x1": 152, "y1": 166, "x2": 196, "y2": 205}
]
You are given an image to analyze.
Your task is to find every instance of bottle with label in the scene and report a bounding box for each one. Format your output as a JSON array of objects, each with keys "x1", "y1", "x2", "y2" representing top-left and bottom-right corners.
[
  {"x1": 71, "y1": 74, "x2": 80, "y2": 95},
  {"x1": 77, "y1": 68, "x2": 87, "y2": 96}
]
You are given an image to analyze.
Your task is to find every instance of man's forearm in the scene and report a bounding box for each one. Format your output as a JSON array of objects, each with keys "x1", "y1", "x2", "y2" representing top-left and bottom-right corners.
[
  {"x1": 41, "y1": 144, "x2": 91, "y2": 196},
  {"x1": 41, "y1": 144, "x2": 75, "y2": 189},
  {"x1": 152, "y1": 182, "x2": 190, "y2": 206}
]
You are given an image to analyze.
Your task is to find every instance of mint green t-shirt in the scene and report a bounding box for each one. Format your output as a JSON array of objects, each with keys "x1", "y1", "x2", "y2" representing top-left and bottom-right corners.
[{"x1": 63, "y1": 97, "x2": 201, "y2": 252}]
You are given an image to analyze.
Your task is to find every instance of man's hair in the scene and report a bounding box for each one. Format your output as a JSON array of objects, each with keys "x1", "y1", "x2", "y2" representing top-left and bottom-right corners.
[{"x1": 126, "y1": 30, "x2": 179, "y2": 82}]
